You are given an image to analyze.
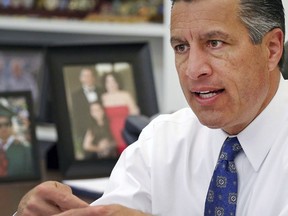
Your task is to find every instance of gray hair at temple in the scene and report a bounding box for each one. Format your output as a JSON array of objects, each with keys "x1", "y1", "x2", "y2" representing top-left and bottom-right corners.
[{"x1": 171, "y1": 0, "x2": 286, "y2": 68}]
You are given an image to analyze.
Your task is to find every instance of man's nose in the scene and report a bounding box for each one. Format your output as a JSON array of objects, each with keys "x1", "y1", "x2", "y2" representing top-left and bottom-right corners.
[{"x1": 185, "y1": 46, "x2": 212, "y2": 80}]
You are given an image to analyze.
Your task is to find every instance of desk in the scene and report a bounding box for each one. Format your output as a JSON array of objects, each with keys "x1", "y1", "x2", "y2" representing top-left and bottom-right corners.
[
  {"x1": 0, "y1": 168, "x2": 95, "y2": 215},
  {"x1": 0, "y1": 181, "x2": 40, "y2": 216}
]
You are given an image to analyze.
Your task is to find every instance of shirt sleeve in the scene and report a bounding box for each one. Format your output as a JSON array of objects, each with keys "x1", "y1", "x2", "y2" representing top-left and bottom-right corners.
[{"x1": 90, "y1": 129, "x2": 152, "y2": 214}]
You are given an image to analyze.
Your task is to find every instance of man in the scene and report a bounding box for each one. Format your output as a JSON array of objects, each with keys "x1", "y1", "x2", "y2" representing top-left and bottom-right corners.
[
  {"x1": 71, "y1": 68, "x2": 103, "y2": 147},
  {"x1": 16, "y1": 0, "x2": 288, "y2": 215},
  {"x1": 0, "y1": 107, "x2": 33, "y2": 177},
  {"x1": 7, "y1": 58, "x2": 39, "y2": 103}
]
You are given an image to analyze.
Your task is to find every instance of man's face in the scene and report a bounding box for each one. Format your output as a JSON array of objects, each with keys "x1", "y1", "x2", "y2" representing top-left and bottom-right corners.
[
  {"x1": 0, "y1": 116, "x2": 12, "y2": 140},
  {"x1": 80, "y1": 69, "x2": 96, "y2": 87},
  {"x1": 170, "y1": 0, "x2": 282, "y2": 134},
  {"x1": 11, "y1": 59, "x2": 24, "y2": 78}
]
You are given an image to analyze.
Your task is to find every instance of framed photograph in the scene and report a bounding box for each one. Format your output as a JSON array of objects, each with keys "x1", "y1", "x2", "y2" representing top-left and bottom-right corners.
[
  {"x1": 0, "y1": 45, "x2": 47, "y2": 121},
  {"x1": 0, "y1": 91, "x2": 40, "y2": 182},
  {"x1": 47, "y1": 42, "x2": 159, "y2": 178}
]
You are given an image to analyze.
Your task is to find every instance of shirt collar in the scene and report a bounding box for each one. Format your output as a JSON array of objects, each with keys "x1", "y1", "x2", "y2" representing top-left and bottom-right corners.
[
  {"x1": 237, "y1": 77, "x2": 288, "y2": 171},
  {"x1": 83, "y1": 86, "x2": 96, "y2": 92},
  {"x1": 0, "y1": 135, "x2": 15, "y2": 151}
]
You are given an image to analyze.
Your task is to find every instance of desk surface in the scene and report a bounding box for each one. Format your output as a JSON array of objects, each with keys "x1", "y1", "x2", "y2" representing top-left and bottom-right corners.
[
  {"x1": 0, "y1": 181, "x2": 40, "y2": 216},
  {"x1": 1, "y1": 169, "x2": 94, "y2": 216}
]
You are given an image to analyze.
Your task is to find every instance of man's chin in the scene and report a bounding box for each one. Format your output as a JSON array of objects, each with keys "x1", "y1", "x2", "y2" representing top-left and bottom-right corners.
[{"x1": 198, "y1": 117, "x2": 224, "y2": 129}]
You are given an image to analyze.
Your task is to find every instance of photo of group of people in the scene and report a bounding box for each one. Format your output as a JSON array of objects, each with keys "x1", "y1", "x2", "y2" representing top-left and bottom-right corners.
[
  {"x1": 0, "y1": 93, "x2": 37, "y2": 180},
  {"x1": 63, "y1": 62, "x2": 140, "y2": 160}
]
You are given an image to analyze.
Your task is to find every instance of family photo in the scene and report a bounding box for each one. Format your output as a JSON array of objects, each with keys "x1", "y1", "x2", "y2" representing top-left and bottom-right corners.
[{"x1": 63, "y1": 62, "x2": 140, "y2": 161}]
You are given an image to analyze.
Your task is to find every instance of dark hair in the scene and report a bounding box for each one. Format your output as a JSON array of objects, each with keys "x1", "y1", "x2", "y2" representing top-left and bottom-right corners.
[
  {"x1": 281, "y1": 41, "x2": 288, "y2": 79},
  {"x1": 89, "y1": 102, "x2": 109, "y2": 124},
  {"x1": 171, "y1": 0, "x2": 285, "y2": 67},
  {"x1": 102, "y1": 72, "x2": 123, "y2": 92}
]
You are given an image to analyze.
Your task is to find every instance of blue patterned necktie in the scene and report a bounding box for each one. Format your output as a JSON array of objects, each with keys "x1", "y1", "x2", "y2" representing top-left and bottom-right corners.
[{"x1": 204, "y1": 137, "x2": 242, "y2": 216}]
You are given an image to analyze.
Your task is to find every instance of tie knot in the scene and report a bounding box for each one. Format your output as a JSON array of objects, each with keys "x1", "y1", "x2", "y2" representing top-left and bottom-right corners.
[{"x1": 219, "y1": 137, "x2": 242, "y2": 161}]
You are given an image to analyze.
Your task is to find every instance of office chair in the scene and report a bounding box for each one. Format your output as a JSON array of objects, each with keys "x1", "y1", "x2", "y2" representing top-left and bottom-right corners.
[{"x1": 122, "y1": 115, "x2": 151, "y2": 145}]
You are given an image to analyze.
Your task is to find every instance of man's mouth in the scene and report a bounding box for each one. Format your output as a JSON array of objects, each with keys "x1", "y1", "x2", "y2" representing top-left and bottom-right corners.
[{"x1": 194, "y1": 89, "x2": 224, "y2": 99}]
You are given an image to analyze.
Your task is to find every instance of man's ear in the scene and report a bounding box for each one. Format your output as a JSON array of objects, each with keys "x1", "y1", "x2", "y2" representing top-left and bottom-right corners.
[{"x1": 265, "y1": 28, "x2": 284, "y2": 71}]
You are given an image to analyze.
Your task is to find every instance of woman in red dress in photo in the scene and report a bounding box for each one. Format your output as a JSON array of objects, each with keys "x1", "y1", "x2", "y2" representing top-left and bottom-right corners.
[{"x1": 101, "y1": 72, "x2": 139, "y2": 154}]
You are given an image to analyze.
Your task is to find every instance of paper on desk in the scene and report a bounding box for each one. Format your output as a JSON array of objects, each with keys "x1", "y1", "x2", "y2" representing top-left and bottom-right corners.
[{"x1": 63, "y1": 177, "x2": 109, "y2": 194}]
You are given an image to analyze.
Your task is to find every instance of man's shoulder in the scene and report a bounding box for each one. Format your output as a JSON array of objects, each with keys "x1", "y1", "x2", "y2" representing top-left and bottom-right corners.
[
  {"x1": 6, "y1": 140, "x2": 30, "y2": 155},
  {"x1": 10, "y1": 140, "x2": 28, "y2": 148},
  {"x1": 151, "y1": 107, "x2": 199, "y2": 126},
  {"x1": 139, "y1": 107, "x2": 203, "y2": 139},
  {"x1": 72, "y1": 88, "x2": 84, "y2": 96}
]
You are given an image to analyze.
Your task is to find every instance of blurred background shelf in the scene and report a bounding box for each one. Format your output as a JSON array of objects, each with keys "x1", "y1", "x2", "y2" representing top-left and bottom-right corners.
[{"x1": 0, "y1": 16, "x2": 166, "y2": 37}]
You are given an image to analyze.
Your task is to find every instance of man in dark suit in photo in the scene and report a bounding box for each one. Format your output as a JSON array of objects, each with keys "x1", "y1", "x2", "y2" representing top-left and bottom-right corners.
[{"x1": 71, "y1": 67, "x2": 103, "y2": 157}]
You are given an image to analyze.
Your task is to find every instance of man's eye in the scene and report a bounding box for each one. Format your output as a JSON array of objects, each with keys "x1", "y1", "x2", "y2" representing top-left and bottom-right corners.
[
  {"x1": 208, "y1": 40, "x2": 223, "y2": 48},
  {"x1": 174, "y1": 44, "x2": 189, "y2": 53}
]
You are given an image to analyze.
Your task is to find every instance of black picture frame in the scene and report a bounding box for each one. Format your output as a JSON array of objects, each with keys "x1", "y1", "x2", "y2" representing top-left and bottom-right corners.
[
  {"x1": 46, "y1": 42, "x2": 158, "y2": 179},
  {"x1": 0, "y1": 45, "x2": 48, "y2": 122},
  {"x1": 0, "y1": 91, "x2": 40, "y2": 182}
]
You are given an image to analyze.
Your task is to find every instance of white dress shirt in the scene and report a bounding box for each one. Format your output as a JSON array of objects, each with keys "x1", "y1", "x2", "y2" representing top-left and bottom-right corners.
[
  {"x1": 92, "y1": 77, "x2": 288, "y2": 215},
  {"x1": 83, "y1": 86, "x2": 98, "y2": 103}
]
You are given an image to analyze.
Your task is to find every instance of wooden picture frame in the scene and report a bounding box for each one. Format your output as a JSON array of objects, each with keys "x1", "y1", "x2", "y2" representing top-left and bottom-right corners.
[
  {"x1": 0, "y1": 91, "x2": 40, "y2": 182},
  {"x1": 46, "y1": 42, "x2": 158, "y2": 179}
]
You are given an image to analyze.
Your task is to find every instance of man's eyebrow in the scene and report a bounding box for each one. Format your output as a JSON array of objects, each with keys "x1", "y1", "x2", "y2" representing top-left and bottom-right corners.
[
  {"x1": 170, "y1": 31, "x2": 230, "y2": 44},
  {"x1": 170, "y1": 36, "x2": 186, "y2": 45},
  {"x1": 200, "y1": 31, "x2": 230, "y2": 40}
]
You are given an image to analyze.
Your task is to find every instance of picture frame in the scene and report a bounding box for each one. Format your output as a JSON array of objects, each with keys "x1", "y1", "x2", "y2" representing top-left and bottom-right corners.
[
  {"x1": 0, "y1": 91, "x2": 40, "y2": 182},
  {"x1": 0, "y1": 45, "x2": 48, "y2": 122},
  {"x1": 46, "y1": 42, "x2": 159, "y2": 179}
]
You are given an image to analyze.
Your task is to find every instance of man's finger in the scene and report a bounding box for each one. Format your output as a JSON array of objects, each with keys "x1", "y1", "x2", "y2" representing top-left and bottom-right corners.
[{"x1": 46, "y1": 181, "x2": 89, "y2": 211}]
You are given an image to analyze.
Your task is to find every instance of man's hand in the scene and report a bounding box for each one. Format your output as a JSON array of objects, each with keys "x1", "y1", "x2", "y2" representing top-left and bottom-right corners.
[
  {"x1": 52, "y1": 204, "x2": 152, "y2": 216},
  {"x1": 16, "y1": 181, "x2": 89, "y2": 216}
]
